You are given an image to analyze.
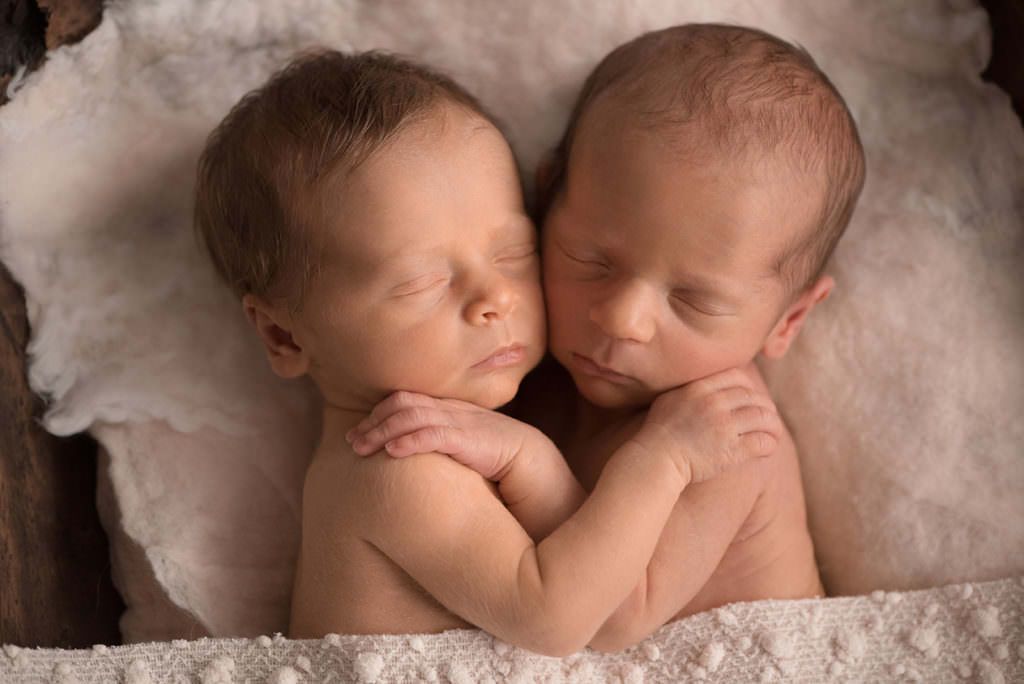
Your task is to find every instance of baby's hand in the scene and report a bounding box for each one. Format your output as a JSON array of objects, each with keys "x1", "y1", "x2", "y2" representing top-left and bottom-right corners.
[
  {"x1": 347, "y1": 391, "x2": 547, "y2": 480},
  {"x1": 630, "y1": 368, "x2": 782, "y2": 485}
]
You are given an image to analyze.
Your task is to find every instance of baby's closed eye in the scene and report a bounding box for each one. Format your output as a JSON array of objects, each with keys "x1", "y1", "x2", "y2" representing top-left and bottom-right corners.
[
  {"x1": 556, "y1": 240, "x2": 610, "y2": 276},
  {"x1": 669, "y1": 290, "x2": 735, "y2": 317},
  {"x1": 390, "y1": 271, "x2": 451, "y2": 297},
  {"x1": 493, "y1": 243, "x2": 537, "y2": 263}
]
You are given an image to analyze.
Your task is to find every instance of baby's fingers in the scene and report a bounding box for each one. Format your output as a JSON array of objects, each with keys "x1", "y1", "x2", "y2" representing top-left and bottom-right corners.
[
  {"x1": 349, "y1": 406, "x2": 449, "y2": 456},
  {"x1": 730, "y1": 404, "x2": 783, "y2": 442},
  {"x1": 736, "y1": 430, "x2": 779, "y2": 461},
  {"x1": 384, "y1": 426, "x2": 469, "y2": 460},
  {"x1": 347, "y1": 391, "x2": 438, "y2": 443}
]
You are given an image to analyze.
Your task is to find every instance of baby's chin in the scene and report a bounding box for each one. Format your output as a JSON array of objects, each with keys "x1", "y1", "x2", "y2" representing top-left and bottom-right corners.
[
  {"x1": 475, "y1": 382, "x2": 524, "y2": 411},
  {"x1": 444, "y1": 374, "x2": 525, "y2": 411},
  {"x1": 571, "y1": 373, "x2": 659, "y2": 411}
]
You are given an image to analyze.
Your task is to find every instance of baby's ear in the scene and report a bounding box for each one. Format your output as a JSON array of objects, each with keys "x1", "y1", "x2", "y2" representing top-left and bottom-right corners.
[
  {"x1": 760, "y1": 275, "x2": 834, "y2": 360},
  {"x1": 241, "y1": 294, "x2": 310, "y2": 378}
]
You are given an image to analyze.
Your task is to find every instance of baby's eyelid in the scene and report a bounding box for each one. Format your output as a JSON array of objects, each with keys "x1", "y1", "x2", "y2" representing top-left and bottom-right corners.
[
  {"x1": 391, "y1": 272, "x2": 450, "y2": 296},
  {"x1": 670, "y1": 291, "x2": 728, "y2": 316},
  {"x1": 557, "y1": 240, "x2": 607, "y2": 267}
]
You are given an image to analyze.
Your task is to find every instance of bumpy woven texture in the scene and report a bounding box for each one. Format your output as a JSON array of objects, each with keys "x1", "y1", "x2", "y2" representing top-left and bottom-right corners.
[
  {"x1": 4, "y1": 578, "x2": 1023, "y2": 683},
  {"x1": 1, "y1": 0, "x2": 1022, "y2": 644}
]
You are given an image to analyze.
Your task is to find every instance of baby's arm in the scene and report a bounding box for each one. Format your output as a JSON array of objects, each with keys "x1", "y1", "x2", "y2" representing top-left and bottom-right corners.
[
  {"x1": 342, "y1": 435, "x2": 687, "y2": 655},
  {"x1": 351, "y1": 368, "x2": 783, "y2": 652},
  {"x1": 587, "y1": 363, "x2": 788, "y2": 651},
  {"x1": 349, "y1": 393, "x2": 584, "y2": 540},
  {"x1": 351, "y1": 368, "x2": 780, "y2": 540},
  {"x1": 342, "y1": 369, "x2": 778, "y2": 656}
]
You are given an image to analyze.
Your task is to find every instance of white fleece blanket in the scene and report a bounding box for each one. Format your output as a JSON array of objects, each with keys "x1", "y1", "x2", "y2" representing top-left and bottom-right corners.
[
  {"x1": 3, "y1": 577, "x2": 1023, "y2": 683},
  {"x1": 1, "y1": 0, "x2": 1023, "y2": 654}
]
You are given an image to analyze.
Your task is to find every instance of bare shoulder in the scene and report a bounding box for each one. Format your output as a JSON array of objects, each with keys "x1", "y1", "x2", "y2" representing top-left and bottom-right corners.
[
  {"x1": 729, "y1": 361, "x2": 810, "y2": 538},
  {"x1": 738, "y1": 360, "x2": 802, "y2": 471},
  {"x1": 676, "y1": 361, "x2": 800, "y2": 531},
  {"x1": 309, "y1": 437, "x2": 504, "y2": 536}
]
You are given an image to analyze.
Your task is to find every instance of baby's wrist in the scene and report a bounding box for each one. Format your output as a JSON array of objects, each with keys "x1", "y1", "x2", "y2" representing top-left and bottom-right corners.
[{"x1": 620, "y1": 435, "x2": 692, "y2": 491}]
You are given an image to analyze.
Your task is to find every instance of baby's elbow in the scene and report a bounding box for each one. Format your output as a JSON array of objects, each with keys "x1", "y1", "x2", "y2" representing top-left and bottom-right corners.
[
  {"x1": 510, "y1": 602, "x2": 598, "y2": 657},
  {"x1": 586, "y1": 605, "x2": 651, "y2": 653},
  {"x1": 528, "y1": 636, "x2": 590, "y2": 659},
  {"x1": 585, "y1": 593, "x2": 647, "y2": 655},
  {"x1": 517, "y1": 617, "x2": 594, "y2": 657}
]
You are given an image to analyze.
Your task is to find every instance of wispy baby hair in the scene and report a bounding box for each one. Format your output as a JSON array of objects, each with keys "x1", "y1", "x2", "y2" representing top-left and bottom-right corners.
[
  {"x1": 541, "y1": 23, "x2": 866, "y2": 294},
  {"x1": 194, "y1": 49, "x2": 495, "y2": 307}
]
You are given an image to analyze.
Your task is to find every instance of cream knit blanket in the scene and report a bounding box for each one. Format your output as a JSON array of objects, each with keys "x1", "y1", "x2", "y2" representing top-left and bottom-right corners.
[{"x1": 4, "y1": 577, "x2": 1022, "y2": 683}]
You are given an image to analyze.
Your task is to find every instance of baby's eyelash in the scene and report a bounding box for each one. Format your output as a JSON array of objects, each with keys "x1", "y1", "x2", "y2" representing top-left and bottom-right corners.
[
  {"x1": 391, "y1": 273, "x2": 450, "y2": 297},
  {"x1": 670, "y1": 292, "x2": 731, "y2": 317},
  {"x1": 558, "y1": 242, "x2": 607, "y2": 268}
]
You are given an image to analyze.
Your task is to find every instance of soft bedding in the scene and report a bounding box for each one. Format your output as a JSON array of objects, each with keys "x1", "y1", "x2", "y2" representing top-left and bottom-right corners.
[
  {"x1": 1, "y1": 0, "x2": 1023, "y2": 678},
  {"x1": 3, "y1": 578, "x2": 1022, "y2": 683}
]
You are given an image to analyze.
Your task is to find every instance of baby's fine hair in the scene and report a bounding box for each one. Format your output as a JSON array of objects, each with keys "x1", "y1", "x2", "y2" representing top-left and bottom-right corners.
[
  {"x1": 540, "y1": 23, "x2": 866, "y2": 295},
  {"x1": 194, "y1": 50, "x2": 495, "y2": 306}
]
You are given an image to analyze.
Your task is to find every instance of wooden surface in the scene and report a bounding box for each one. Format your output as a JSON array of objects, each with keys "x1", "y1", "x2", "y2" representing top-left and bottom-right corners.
[
  {"x1": 0, "y1": 265, "x2": 123, "y2": 648},
  {"x1": 0, "y1": 0, "x2": 101, "y2": 105},
  {"x1": 981, "y1": 0, "x2": 1024, "y2": 121},
  {"x1": 0, "y1": 0, "x2": 1021, "y2": 649}
]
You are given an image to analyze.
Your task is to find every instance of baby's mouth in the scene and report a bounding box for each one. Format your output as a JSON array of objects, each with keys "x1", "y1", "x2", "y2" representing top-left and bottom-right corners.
[
  {"x1": 472, "y1": 344, "x2": 526, "y2": 370},
  {"x1": 571, "y1": 353, "x2": 633, "y2": 384}
]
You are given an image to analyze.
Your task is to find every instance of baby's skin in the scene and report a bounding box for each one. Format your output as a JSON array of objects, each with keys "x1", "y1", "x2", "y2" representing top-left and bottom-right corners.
[
  {"x1": 349, "y1": 93, "x2": 829, "y2": 650},
  {"x1": 350, "y1": 361, "x2": 821, "y2": 651},
  {"x1": 286, "y1": 102, "x2": 781, "y2": 656}
]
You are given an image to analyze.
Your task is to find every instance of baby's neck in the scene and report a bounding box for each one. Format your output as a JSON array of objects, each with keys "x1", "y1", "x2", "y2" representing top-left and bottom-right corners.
[
  {"x1": 572, "y1": 396, "x2": 645, "y2": 444},
  {"x1": 319, "y1": 402, "x2": 372, "y2": 448}
]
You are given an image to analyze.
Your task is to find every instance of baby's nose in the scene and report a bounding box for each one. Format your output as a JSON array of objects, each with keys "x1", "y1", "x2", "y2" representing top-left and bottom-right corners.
[
  {"x1": 465, "y1": 274, "x2": 518, "y2": 325},
  {"x1": 590, "y1": 281, "x2": 655, "y2": 343}
]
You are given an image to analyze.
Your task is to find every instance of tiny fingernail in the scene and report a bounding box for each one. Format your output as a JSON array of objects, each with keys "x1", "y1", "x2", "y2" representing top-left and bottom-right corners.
[
  {"x1": 384, "y1": 440, "x2": 396, "y2": 452},
  {"x1": 345, "y1": 430, "x2": 354, "y2": 443}
]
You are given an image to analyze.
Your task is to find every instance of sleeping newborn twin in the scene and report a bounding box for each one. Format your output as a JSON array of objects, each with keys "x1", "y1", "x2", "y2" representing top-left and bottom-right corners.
[{"x1": 194, "y1": 23, "x2": 864, "y2": 655}]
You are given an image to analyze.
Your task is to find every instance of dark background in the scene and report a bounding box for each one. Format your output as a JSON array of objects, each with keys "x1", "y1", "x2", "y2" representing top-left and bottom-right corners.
[{"x1": 0, "y1": 0, "x2": 1021, "y2": 648}]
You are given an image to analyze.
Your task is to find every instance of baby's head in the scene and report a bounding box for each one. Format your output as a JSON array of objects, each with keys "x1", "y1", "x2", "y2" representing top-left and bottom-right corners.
[
  {"x1": 195, "y1": 51, "x2": 545, "y2": 411},
  {"x1": 539, "y1": 23, "x2": 865, "y2": 409}
]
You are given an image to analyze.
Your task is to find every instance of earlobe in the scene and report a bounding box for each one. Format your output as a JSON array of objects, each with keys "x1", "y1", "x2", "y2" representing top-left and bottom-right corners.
[
  {"x1": 760, "y1": 275, "x2": 834, "y2": 360},
  {"x1": 241, "y1": 294, "x2": 310, "y2": 378}
]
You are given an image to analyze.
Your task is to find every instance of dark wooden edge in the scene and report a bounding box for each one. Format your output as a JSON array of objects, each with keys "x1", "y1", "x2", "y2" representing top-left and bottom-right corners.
[
  {"x1": 980, "y1": 0, "x2": 1024, "y2": 122},
  {"x1": 0, "y1": 263, "x2": 123, "y2": 647}
]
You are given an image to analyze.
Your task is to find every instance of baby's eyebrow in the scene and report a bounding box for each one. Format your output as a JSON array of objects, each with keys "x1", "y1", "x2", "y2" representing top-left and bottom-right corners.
[
  {"x1": 673, "y1": 272, "x2": 741, "y2": 300},
  {"x1": 374, "y1": 250, "x2": 442, "y2": 274}
]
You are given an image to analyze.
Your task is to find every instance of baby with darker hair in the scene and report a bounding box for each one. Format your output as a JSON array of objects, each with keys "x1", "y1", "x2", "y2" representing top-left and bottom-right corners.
[
  {"x1": 350, "y1": 23, "x2": 866, "y2": 651},
  {"x1": 194, "y1": 48, "x2": 780, "y2": 655}
]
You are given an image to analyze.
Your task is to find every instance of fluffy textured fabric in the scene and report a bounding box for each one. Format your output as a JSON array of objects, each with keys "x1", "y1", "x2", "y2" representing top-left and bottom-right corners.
[
  {"x1": 0, "y1": 0, "x2": 1022, "y2": 644},
  {"x1": 3, "y1": 577, "x2": 1022, "y2": 682}
]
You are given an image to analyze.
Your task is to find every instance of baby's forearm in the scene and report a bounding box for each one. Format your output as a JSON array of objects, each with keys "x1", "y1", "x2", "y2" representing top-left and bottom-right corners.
[
  {"x1": 500, "y1": 441, "x2": 688, "y2": 654},
  {"x1": 496, "y1": 434, "x2": 586, "y2": 541}
]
